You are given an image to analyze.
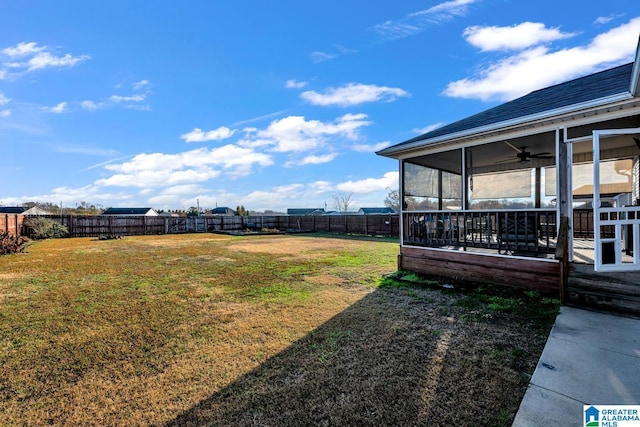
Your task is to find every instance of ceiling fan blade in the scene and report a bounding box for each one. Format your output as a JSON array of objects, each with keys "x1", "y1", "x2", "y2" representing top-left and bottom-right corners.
[
  {"x1": 529, "y1": 152, "x2": 553, "y2": 158},
  {"x1": 503, "y1": 141, "x2": 522, "y2": 153},
  {"x1": 494, "y1": 158, "x2": 519, "y2": 164}
]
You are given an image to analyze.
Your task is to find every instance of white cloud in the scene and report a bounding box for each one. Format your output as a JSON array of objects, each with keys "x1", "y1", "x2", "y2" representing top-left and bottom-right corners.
[
  {"x1": 595, "y1": 14, "x2": 624, "y2": 25},
  {"x1": 2, "y1": 42, "x2": 45, "y2": 57},
  {"x1": 51, "y1": 142, "x2": 119, "y2": 156},
  {"x1": 463, "y1": 22, "x2": 575, "y2": 52},
  {"x1": 132, "y1": 80, "x2": 150, "y2": 90},
  {"x1": 80, "y1": 100, "x2": 102, "y2": 111},
  {"x1": 0, "y1": 109, "x2": 10, "y2": 117},
  {"x1": 157, "y1": 184, "x2": 208, "y2": 196},
  {"x1": 242, "y1": 185, "x2": 306, "y2": 211},
  {"x1": 351, "y1": 141, "x2": 391, "y2": 152},
  {"x1": 308, "y1": 45, "x2": 357, "y2": 64},
  {"x1": 444, "y1": 17, "x2": 640, "y2": 101},
  {"x1": 109, "y1": 94, "x2": 146, "y2": 103},
  {"x1": 372, "y1": 0, "x2": 478, "y2": 41},
  {"x1": 1, "y1": 42, "x2": 90, "y2": 76},
  {"x1": 310, "y1": 51, "x2": 335, "y2": 63},
  {"x1": 413, "y1": 123, "x2": 444, "y2": 134},
  {"x1": 301, "y1": 83, "x2": 409, "y2": 107},
  {"x1": 309, "y1": 180, "x2": 333, "y2": 192},
  {"x1": 335, "y1": 44, "x2": 357, "y2": 55},
  {"x1": 97, "y1": 145, "x2": 273, "y2": 188},
  {"x1": 27, "y1": 52, "x2": 90, "y2": 71},
  {"x1": 80, "y1": 79, "x2": 151, "y2": 111},
  {"x1": 337, "y1": 171, "x2": 399, "y2": 193},
  {"x1": 285, "y1": 79, "x2": 308, "y2": 89},
  {"x1": 229, "y1": 110, "x2": 286, "y2": 127},
  {"x1": 242, "y1": 113, "x2": 372, "y2": 153},
  {"x1": 180, "y1": 126, "x2": 236, "y2": 143},
  {"x1": 45, "y1": 101, "x2": 67, "y2": 114},
  {"x1": 0, "y1": 92, "x2": 10, "y2": 105},
  {"x1": 27, "y1": 184, "x2": 131, "y2": 207},
  {"x1": 285, "y1": 153, "x2": 338, "y2": 167}
]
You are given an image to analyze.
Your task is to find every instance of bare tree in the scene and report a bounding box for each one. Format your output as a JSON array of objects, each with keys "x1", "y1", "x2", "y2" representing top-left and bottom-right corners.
[
  {"x1": 384, "y1": 188, "x2": 400, "y2": 212},
  {"x1": 332, "y1": 192, "x2": 353, "y2": 213}
]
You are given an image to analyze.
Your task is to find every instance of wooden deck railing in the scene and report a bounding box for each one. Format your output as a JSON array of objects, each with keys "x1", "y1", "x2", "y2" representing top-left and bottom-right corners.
[{"x1": 403, "y1": 209, "x2": 557, "y2": 256}]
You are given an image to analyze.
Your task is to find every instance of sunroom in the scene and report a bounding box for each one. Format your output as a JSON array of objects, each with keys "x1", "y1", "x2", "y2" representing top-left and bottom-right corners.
[{"x1": 378, "y1": 42, "x2": 640, "y2": 294}]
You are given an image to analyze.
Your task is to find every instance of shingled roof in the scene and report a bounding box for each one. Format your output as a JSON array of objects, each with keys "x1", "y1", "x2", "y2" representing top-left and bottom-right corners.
[
  {"x1": 0, "y1": 206, "x2": 26, "y2": 214},
  {"x1": 378, "y1": 62, "x2": 635, "y2": 155},
  {"x1": 102, "y1": 207, "x2": 157, "y2": 216},
  {"x1": 358, "y1": 207, "x2": 396, "y2": 215}
]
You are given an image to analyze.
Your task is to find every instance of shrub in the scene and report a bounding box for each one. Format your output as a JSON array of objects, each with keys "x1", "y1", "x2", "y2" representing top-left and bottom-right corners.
[
  {"x1": 0, "y1": 231, "x2": 28, "y2": 255},
  {"x1": 24, "y1": 217, "x2": 69, "y2": 239}
]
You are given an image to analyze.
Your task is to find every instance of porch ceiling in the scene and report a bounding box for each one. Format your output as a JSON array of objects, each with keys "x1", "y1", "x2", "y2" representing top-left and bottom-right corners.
[
  {"x1": 406, "y1": 114, "x2": 640, "y2": 175},
  {"x1": 408, "y1": 131, "x2": 557, "y2": 174}
]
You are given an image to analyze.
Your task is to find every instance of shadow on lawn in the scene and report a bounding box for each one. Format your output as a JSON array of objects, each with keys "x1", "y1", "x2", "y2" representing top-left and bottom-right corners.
[{"x1": 166, "y1": 286, "x2": 537, "y2": 427}]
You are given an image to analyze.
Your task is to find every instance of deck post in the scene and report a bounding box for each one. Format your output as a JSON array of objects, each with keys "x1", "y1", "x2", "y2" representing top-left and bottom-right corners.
[{"x1": 555, "y1": 215, "x2": 569, "y2": 303}]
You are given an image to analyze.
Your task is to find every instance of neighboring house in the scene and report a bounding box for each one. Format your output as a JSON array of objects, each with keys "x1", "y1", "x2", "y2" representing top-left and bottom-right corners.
[
  {"x1": 0, "y1": 206, "x2": 52, "y2": 215},
  {"x1": 358, "y1": 207, "x2": 396, "y2": 215},
  {"x1": 208, "y1": 207, "x2": 236, "y2": 216},
  {"x1": 377, "y1": 36, "x2": 640, "y2": 293},
  {"x1": 102, "y1": 207, "x2": 158, "y2": 216},
  {"x1": 23, "y1": 206, "x2": 53, "y2": 215},
  {"x1": 158, "y1": 211, "x2": 184, "y2": 217},
  {"x1": 323, "y1": 210, "x2": 357, "y2": 215},
  {"x1": 287, "y1": 208, "x2": 325, "y2": 216},
  {"x1": 0, "y1": 207, "x2": 27, "y2": 214}
]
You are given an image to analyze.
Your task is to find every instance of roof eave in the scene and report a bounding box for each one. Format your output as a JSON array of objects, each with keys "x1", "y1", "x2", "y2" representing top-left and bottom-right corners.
[{"x1": 377, "y1": 92, "x2": 633, "y2": 159}]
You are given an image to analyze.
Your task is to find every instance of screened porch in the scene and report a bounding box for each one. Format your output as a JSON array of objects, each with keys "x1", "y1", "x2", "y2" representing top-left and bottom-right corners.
[{"x1": 400, "y1": 128, "x2": 638, "y2": 261}]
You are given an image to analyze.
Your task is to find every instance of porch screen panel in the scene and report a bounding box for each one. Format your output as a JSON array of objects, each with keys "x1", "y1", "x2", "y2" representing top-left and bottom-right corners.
[
  {"x1": 403, "y1": 162, "x2": 438, "y2": 210},
  {"x1": 404, "y1": 163, "x2": 438, "y2": 197},
  {"x1": 544, "y1": 167, "x2": 556, "y2": 197},
  {"x1": 442, "y1": 170, "x2": 462, "y2": 209},
  {"x1": 442, "y1": 170, "x2": 461, "y2": 199},
  {"x1": 472, "y1": 169, "x2": 532, "y2": 199}
]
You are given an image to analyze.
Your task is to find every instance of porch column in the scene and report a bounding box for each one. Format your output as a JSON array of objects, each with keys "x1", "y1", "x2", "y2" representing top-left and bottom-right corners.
[
  {"x1": 535, "y1": 168, "x2": 541, "y2": 208},
  {"x1": 462, "y1": 147, "x2": 469, "y2": 210},
  {"x1": 438, "y1": 170, "x2": 443, "y2": 210},
  {"x1": 557, "y1": 128, "x2": 573, "y2": 260}
]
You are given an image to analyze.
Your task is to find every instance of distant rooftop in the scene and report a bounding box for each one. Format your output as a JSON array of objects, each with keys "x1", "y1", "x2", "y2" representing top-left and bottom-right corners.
[
  {"x1": 102, "y1": 207, "x2": 157, "y2": 216},
  {"x1": 359, "y1": 207, "x2": 396, "y2": 215},
  {"x1": 0, "y1": 206, "x2": 26, "y2": 214},
  {"x1": 287, "y1": 208, "x2": 325, "y2": 216}
]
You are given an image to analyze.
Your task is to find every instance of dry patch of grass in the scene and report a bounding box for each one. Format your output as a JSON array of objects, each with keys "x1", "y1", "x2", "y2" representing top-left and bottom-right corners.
[{"x1": 0, "y1": 234, "x2": 557, "y2": 426}]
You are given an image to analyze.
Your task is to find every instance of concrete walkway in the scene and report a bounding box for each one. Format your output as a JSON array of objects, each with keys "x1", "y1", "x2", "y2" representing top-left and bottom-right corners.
[{"x1": 513, "y1": 306, "x2": 640, "y2": 426}]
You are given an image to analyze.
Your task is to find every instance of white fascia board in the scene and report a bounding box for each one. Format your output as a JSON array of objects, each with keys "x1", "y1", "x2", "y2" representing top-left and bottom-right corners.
[{"x1": 379, "y1": 92, "x2": 633, "y2": 158}]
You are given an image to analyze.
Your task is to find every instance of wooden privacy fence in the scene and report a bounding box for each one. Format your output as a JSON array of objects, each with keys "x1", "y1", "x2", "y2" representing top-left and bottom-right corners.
[
  {"x1": 21, "y1": 214, "x2": 400, "y2": 238},
  {"x1": 0, "y1": 214, "x2": 24, "y2": 236}
]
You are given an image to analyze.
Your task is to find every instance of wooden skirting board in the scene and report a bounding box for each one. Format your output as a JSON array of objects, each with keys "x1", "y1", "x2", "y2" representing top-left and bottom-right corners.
[{"x1": 399, "y1": 246, "x2": 561, "y2": 296}]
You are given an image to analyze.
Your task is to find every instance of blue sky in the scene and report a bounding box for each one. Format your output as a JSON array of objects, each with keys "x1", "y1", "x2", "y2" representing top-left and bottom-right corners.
[{"x1": 1, "y1": 1, "x2": 639, "y2": 212}]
